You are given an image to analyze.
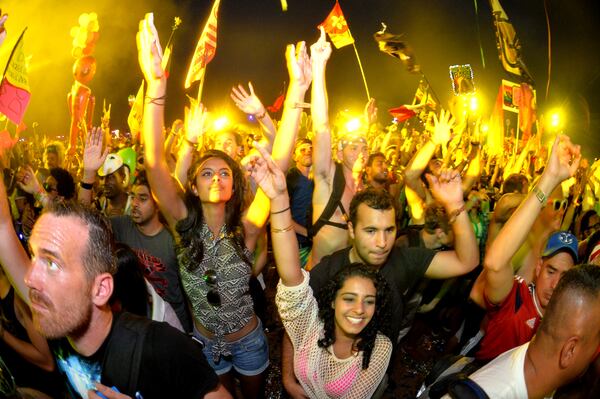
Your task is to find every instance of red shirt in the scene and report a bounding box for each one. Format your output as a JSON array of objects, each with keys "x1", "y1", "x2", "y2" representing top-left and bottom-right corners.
[{"x1": 476, "y1": 276, "x2": 542, "y2": 361}]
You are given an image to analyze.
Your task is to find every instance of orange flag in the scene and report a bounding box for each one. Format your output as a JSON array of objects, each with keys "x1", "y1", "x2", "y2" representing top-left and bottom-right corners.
[{"x1": 319, "y1": 1, "x2": 354, "y2": 49}]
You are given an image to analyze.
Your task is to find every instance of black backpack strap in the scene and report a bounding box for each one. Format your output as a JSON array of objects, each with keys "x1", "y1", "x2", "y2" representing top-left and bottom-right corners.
[
  {"x1": 515, "y1": 283, "x2": 523, "y2": 313},
  {"x1": 309, "y1": 162, "x2": 348, "y2": 237},
  {"x1": 102, "y1": 312, "x2": 152, "y2": 395}
]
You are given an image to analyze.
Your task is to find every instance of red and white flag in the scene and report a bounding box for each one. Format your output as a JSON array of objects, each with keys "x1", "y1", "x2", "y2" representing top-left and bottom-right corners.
[
  {"x1": 319, "y1": 1, "x2": 354, "y2": 49},
  {"x1": 184, "y1": 0, "x2": 220, "y2": 89}
]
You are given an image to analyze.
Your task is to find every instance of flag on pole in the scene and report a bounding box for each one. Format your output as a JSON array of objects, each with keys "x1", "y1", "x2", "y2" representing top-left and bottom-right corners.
[
  {"x1": 388, "y1": 105, "x2": 418, "y2": 123},
  {"x1": 0, "y1": 29, "x2": 31, "y2": 125},
  {"x1": 184, "y1": 0, "x2": 220, "y2": 89},
  {"x1": 319, "y1": 1, "x2": 354, "y2": 49},
  {"x1": 128, "y1": 80, "x2": 144, "y2": 136},
  {"x1": 489, "y1": 0, "x2": 532, "y2": 82},
  {"x1": 487, "y1": 85, "x2": 505, "y2": 155}
]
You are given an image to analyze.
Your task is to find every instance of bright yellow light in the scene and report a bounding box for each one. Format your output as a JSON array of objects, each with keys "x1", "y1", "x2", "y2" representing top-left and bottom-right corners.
[
  {"x1": 481, "y1": 123, "x2": 489, "y2": 133},
  {"x1": 213, "y1": 116, "x2": 229, "y2": 131},
  {"x1": 469, "y1": 96, "x2": 479, "y2": 111},
  {"x1": 550, "y1": 112, "x2": 560, "y2": 128},
  {"x1": 345, "y1": 118, "x2": 362, "y2": 133}
]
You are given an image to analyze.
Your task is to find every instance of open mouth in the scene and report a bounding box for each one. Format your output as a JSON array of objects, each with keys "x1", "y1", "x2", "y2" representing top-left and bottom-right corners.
[{"x1": 346, "y1": 316, "x2": 365, "y2": 325}]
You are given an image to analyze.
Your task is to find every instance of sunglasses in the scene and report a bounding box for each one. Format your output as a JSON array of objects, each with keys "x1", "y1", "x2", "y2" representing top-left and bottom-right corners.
[
  {"x1": 43, "y1": 183, "x2": 58, "y2": 193},
  {"x1": 551, "y1": 199, "x2": 568, "y2": 212},
  {"x1": 203, "y1": 269, "x2": 221, "y2": 307}
]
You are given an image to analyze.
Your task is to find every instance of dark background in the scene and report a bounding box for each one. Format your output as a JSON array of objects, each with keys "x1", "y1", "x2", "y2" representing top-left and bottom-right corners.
[{"x1": 2, "y1": 0, "x2": 599, "y2": 158}]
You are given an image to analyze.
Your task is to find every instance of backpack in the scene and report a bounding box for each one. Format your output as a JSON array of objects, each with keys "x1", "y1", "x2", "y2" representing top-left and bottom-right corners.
[
  {"x1": 308, "y1": 162, "x2": 348, "y2": 238},
  {"x1": 101, "y1": 312, "x2": 152, "y2": 395}
]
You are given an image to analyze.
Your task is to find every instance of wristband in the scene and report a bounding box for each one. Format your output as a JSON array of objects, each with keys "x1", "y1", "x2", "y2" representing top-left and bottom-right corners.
[
  {"x1": 80, "y1": 181, "x2": 94, "y2": 190},
  {"x1": 448, "y1": 204, "x2": 466, "y2": 224},
  {"x1": 270, "y1": 206, "x2": 290, "y2": 215},
  {"x1": 532, "y1": 186, "x2": 547, "y2": 206},
  {"x1": 254, "y1": 109, "x2": 267, "y2": 120}
]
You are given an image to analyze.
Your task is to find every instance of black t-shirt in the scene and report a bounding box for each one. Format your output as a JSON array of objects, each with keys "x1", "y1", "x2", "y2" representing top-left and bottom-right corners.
[
  {"x1": 309, "y1": 245, "x2": 435, "y2": 341},
  {"x1": 52, "y1": 312, "x2": 219, "y2": 399}
]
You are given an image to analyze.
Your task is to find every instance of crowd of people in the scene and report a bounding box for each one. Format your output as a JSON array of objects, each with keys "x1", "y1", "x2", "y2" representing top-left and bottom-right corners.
[{"x1": 0, "y1": 10, "x2": 599, "y2": 399}]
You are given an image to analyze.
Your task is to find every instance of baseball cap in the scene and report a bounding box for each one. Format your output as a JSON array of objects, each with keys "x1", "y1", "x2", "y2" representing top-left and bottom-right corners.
[
  {"x1": 98, "y1": 153, "x2": 124, "y2": 177},
  {"x1": 542, "y1": 231, "x2": 578, "y2": 263}
]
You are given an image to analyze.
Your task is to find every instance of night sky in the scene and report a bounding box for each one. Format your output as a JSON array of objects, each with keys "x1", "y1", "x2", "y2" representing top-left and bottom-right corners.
[{"x1": 2, "y1": 0, "x2": 599, "y2": 158}]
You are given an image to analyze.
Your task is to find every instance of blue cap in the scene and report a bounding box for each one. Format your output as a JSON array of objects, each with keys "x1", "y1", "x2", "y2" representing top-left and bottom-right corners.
[{"x1": 542, "y1": 231, "x2": 578, "y2": 263}]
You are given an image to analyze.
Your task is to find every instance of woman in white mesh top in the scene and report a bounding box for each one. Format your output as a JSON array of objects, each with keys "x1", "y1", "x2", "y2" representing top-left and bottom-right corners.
[{"x1": 249, "y1": 144, "x2": 394, "y2": 398}]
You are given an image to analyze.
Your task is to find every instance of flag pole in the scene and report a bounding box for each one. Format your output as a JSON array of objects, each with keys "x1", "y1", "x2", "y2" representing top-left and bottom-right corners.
[{"x1": 351, "y1": 42, "x2": 371, "y2": 101}]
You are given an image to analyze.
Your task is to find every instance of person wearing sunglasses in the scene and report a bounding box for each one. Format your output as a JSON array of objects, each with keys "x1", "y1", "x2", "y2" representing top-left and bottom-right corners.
[
  {"x1": 137, "y1": 13, "x2": 310, "y2": 398},
  {"x1": 249, "y1": 139, "x2": 393, "y2": 398}
]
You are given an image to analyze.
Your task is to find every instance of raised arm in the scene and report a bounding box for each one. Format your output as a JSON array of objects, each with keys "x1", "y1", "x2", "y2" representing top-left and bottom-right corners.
[
  {"x1": 247, "y1": 143, "x2": 303, "y2": 287},
  {"x1": 175, "y1": 102, "x2": 208, "y2": 187},
  {"x1": 79, "y1": 127, "x2": 109, "y2": 205},
  {"x1": 424, "y1": 169, "x2": 479, "y2": 279},
  {"x1": 0, "y1": 164, "x2": 31, "y2": 302},
  {"x1": 310, "y1": 27, "x2": 334, "y2": 181},
  {"x1": 231, "y1": 82, "x2": 277, "y2": 152},
  {"x1": 471, "y1": 135, "x2": 581, "y2": 306},
  {"x1": 137, "y1": 13, "x2": 187, "y2": 227},
  {"x1": 404, "y1": 109, "x2": 455, "y2": 199}
]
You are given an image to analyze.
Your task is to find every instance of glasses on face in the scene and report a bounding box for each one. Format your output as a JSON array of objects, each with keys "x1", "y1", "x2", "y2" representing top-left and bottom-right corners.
[
  {"x1": 202, "y1": 269, "x2": 221, "y2": 307},
  {"x1": 43, "y1": 183, "x2": 58, "y2": 193},
  {"x1": 551, "y1": 199, "x2": 568, "y2": 212}
]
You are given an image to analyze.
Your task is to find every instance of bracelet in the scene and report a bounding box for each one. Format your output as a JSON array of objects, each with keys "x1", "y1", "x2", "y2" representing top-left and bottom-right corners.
[
  {"x1": 270, "y1": 206, "x2": 290, "y2": 215},
  {"x1": 272, "y1": 225, "x2": 293, "y2": 233},
  {"x1": 144, "y1": 94, "x2": 167, "y2": 105},
  {"x1": 80, "y1": 181, "x2": 94, "y2": 190},
  {"x1": 532, "y1": 186, "x2": 547, "y2": 206},
  {"x1": 254, "y1": 109, "x2": 267, "y2": 120},
  {"x1": 448, "y1": 204, "x2": 466, "y2": 224},
  {"x1": 34, "y1": 189, "x2": 46, "y2": 203},
  {"x1": 183, "y1": 137, "x2": 198, "y2": 147}
]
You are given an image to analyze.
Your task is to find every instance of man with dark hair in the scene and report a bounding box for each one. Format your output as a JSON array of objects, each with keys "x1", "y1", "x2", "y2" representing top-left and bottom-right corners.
[
  {"x1": 0, "y1": 179, "x2": 229, "y2": 398},
  {"x1": 283, "y1": 171, "x2": 480, "y2": 396},
  {"x1": 364, "y1": 152, "x2": 390, "y2": 190},
  {"x1": 462, "y1": 264, "x2": 600, "y2": 398},
  {"x1": 47, "y1": 167, "x2": 76, "y2": 201},
  {"x1": 111, "y1": 171, "x2": 191, "y2": 331}
]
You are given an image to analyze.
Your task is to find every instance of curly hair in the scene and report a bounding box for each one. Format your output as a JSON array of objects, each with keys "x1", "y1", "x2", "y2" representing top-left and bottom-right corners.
[
  {"x1": 349, "y1": 187, "x2": 395, "y2": 227},
  {"x1": 176, "y1": 150, "x2": 251, "y2": 271},
  {"x1": 316, "y1": 263, "x2": 392, "y2": 369}
]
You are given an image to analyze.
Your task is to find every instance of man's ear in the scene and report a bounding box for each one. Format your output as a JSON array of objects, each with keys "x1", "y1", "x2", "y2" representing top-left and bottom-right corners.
[
  {"x1": 348, "y1": 221, "x2": 355, "y2": 240},
  {"x1": 92, "y1": 273, "x2": 114, "y2": 307},
  {"x1": 535, "y1": 258, "x2": 544, "y2": 279},
  {"x1": 559, "y1": 335, "x2": 580, "y2": 369}
]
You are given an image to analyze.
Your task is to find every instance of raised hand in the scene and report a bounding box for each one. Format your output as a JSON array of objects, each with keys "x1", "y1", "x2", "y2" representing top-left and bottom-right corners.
[
  {"x1": 246, "y1": 142, "x2": 287, "y2": 200},
  {"x1": 286, "y1": 41, "x2": 312, "y2": 91},
  {"x1": 231, "y1": 83, "x2": 266, "y2": 116},
  {"x1": 543, "y1": 135, "x2": 581, "y2": 186},
  {"x1": 310, "y1": 26, "x2": 332, "y2": 70},
  {"x1": 83, "y1": 127, "x2": 109, "y2": 173},
  {"x1": 184, "y1": 101, "x2": 208, "y2": 144},
  {"x1": 16, "y1": 165, "x2": 42, "y2": 195},
  {"x1": 431, "y1": 109, "x2": 455, "y2": 146},
  {"x1": 427, "y1": 168, "x2": 464, "y2": 209},
  {"x1": 136, "y1": 13, "x2": 164, "y2": 83},
  {"x1": 364, "y1": 98, "x2": 378, "y2": 126}
]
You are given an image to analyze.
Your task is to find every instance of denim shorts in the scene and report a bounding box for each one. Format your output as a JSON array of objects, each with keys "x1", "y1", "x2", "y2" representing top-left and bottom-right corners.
[{"x1": 193, "y1": 319, "x2": 270, "y2": 376}]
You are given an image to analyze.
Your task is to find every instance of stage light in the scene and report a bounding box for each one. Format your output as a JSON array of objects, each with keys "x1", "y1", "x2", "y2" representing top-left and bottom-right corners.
[
  {"x1": 345, "y1": 117, "x2": 362, "y2": 133},
  {"x1": 213, "y1": 116, "x2": 229, "y2": 131}
]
